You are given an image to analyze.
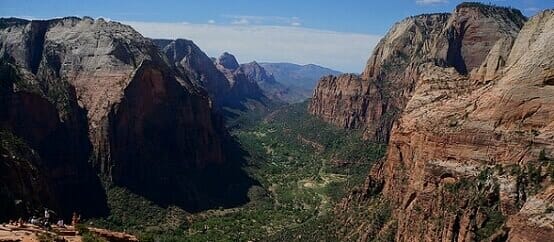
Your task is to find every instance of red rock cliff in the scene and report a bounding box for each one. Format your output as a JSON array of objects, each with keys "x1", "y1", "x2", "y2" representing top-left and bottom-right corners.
[
  {"x1": 334, "y1": 6, "x2": 552, "y2": 242},
  {"x1": 309, "y1": 3, "x2": 525, "y2": 142},
  {"x1": 377, "y1": 9, "x2": 554, "y2": 241},
  {"x1": 0, "y1": 17, "x2": 231, "y2": 215}
]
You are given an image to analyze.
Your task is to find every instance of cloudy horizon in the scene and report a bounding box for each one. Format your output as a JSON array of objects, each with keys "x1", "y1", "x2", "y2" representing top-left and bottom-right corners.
[{"x1": 124, "y1": 20, "x2": 381, "y2": 73}]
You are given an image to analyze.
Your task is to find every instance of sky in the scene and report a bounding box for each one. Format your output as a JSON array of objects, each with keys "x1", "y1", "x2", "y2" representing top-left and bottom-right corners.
[{"x1": 1, "y1": 0, "x2": 552, "y2": 72}]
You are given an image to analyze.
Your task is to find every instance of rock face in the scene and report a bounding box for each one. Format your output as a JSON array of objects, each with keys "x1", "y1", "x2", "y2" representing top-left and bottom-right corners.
[
  {"x1": 0, "y1": 17, "x2": 235, "y2": 216},
  {"x1": 153, "y1": 39, "x2": 230, "y2": 105},
  {"x1": 214, "y1": 52, "x2": 270, "y2": 109},
  {"x1": 153, "y1": 41, "x2": 275, "y2": 111},
  {"x1": 0, "y1": 47, "x2": 108, "y2": 218},
  {"x1": 309, "y1": 3, "x2": 525, "y2": 142},
  {"x1": 240, "y1": 61, "x2": 303, "y2": 103},
  {"x1": 377, "y1": 9, "x2": 554, "y2": 241},
  {"x1": 333, "y1": 5, "x2": 553, "y2": 242}
]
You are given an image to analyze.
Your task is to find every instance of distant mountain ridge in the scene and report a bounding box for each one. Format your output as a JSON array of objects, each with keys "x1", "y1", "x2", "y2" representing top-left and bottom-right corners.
[
  {"x1": 154, "y1": 39, "x2": 338, "y2": 104},
  {"x1": 259, "y1": 62, "x2": 341, "y2": 92},
  {"x1": 153, "y1": 40, "x2": 272, "y2": 112}
]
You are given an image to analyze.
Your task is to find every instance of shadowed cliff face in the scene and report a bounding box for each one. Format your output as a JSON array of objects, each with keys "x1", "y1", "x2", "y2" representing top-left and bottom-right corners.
[
  {"x1": 0, "y1": 17, "x2": 253, "y2": 216},
  {"x1": 154, "y1": 39, "x2": 231, "y2": 105},
  {"x1": 309, "y1": 4, "x2": 526, "y2": 143},
  {"x1": 214, "y1": 52, "x2": 272, "y2": 111},
  {"x1": 0, "y1": 59, "x2": 108, "y2": 218},
  {"x1": 107, "y1": 60, "x2": 252, "y2": 210}
]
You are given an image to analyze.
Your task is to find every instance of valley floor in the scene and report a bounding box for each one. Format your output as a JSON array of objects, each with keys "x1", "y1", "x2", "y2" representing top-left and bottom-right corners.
[{"x1": 89, "y1": 102, "x2": 386, "y2": 241}]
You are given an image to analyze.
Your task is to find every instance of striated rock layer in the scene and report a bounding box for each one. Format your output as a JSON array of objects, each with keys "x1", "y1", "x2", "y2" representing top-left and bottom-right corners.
[
  {"x1": 0, "y1": 17, "x2": 245, "y2": 216},
  {"x1": 309, "y1": 3, "x2": 525, "y2": 142},
  {"x1": 378, "y1": 9, "x2": 554, "y2": 241},
  {"x1": 335, "y1": 5, "x2": 553, "y2": 242}
]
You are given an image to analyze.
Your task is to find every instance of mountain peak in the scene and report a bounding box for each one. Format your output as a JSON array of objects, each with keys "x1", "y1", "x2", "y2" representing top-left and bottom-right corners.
[
  {"x1": 216, "y1": 52, "x2": 240, "y2": 70},
  {"x1": 454, "y1": 2, "x2": 526, "y2": 23}
]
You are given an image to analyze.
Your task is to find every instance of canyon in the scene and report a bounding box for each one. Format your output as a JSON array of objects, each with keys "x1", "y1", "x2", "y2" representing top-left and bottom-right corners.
[{"x1": 0, "y1": 2, "x2": 552, "y2": 242}]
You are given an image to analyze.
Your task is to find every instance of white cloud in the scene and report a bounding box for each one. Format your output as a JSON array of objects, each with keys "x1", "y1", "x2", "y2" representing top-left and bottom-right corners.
[
  {"x1": 207, "y1": 19, "x2": 216, "y2": 24},
  {"x1": 231, "y1": 17, "x2": 250, "y2": 25},
  {"x1": 224, "y1": 15, "x2": 303, "y2": 27},
  {"x1": 124, "y1": 21, "x2": 381, "y2": 73},
  {"x1": 416, "y1": 0, "x2": 448, "y2": 5}
]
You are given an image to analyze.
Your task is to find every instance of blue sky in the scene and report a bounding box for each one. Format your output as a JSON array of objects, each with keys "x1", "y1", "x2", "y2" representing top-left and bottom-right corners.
[{"x1": 1, "y1": 0, "x2": 552, "y2": 72}]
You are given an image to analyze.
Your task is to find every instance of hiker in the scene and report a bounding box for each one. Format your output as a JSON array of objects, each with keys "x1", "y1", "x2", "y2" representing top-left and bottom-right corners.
[
  {"x1": 71, "y1": 212, "x2": 80, "y2": 226},
  {"x1": 17, "y1": 218, "x2": 24, "y2": 227},
  {"x1": 44, "y1": 208, "x2": 50, "y2": 223},
  {"x1": 30, "y1": 216, "x2": 38, "y2": 225}
]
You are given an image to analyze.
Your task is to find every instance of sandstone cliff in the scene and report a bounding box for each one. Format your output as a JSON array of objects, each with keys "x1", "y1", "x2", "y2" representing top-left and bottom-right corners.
[
  {"x1": 153, "y1": 38, "x2": 231, "y2": 106},
  {"x1": 376, "y1": 9, "x2": 553, "y2": 241},
  {"x1": 335, "y1": 5, "x2": 553, "y2": 242},
  {"x1": 309, "y1": 3, "x2": 525, "y2": 142},
  {"x1": 0, "y1": 17, "x2": 238, "y2": 216}
]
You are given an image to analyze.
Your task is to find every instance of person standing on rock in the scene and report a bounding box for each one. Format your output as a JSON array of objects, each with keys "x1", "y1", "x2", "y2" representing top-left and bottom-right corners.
[
  {"x1": 72, "y1": 212, "x2": 80, "y2": 227},
  {"x1": 44, "y1": 208, "x2": 50, "y2": 224}
]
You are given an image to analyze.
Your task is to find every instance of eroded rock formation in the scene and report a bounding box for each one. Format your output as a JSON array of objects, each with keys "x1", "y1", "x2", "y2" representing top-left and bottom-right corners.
[
  {"x1": 331, "y1": 4, "x2": 553, "y2": 242},
  {"x1": 377, "y1": 9, "x2": 554, "y2": 241},
  {"x1": 309, "y1": 3, "x2": 525, "y2": 142}
]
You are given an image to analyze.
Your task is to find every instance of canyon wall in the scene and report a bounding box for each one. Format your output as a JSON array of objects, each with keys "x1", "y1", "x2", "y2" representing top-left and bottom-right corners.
[
  {"x1": 309, "y1": 3, "x2": 525, "y2": 142},
  {"x1": 331, "y1": 4, "x2": 553, "y2": 242},
  {"x1": 0, "y1": 17, "x2": 238, "y2": 216},
  {"x1": 377, "y1": 9, "x2": 554, "y2": 241}
]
